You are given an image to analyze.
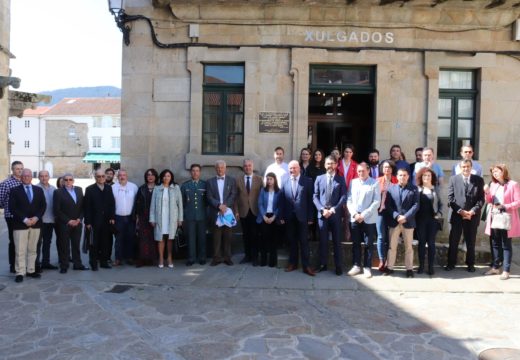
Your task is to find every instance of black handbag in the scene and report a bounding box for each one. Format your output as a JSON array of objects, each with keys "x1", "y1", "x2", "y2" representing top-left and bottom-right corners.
[{"x1": 175, "y1": 227, "x2": 186, "y2": 248}]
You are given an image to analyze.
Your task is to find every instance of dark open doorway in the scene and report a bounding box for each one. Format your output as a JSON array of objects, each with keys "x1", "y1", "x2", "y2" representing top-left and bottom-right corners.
[{"x1": 308, "y1": 92, "x2": 374, "y2": 162}]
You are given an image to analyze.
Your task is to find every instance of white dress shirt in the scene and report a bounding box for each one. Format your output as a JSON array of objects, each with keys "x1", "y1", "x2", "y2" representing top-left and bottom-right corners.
[{"x1": 113, "y1": 181, "x2": 138, "y2": 216}]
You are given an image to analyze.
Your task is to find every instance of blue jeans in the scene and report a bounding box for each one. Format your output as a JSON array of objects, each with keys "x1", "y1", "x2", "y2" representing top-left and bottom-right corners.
[
  {"x1": 350, "y1": 221, "x2": 376, "y2": 268},
  {"x1": 376, "y1": 214, "x2": 388, "y2": 262},
  {"x1": 491, "y1": 229, "x2": 512, "y2": 272}
]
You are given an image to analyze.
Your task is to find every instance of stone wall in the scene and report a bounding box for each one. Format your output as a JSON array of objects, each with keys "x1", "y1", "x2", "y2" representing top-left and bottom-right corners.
[
  {"x1": 0, "y1": 0, "x2": 11, "y2": 178},
  {"x1": 45, "y1": 120, "x2": 91, "y2": 178}
]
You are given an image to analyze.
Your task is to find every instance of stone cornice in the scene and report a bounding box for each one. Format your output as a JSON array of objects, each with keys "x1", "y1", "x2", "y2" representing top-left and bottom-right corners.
[
  {"x1": 165, "y1": 0, "x2": 520, "y2": 29},
  {"x1": 8, "y1": 91, "x2": 52, "y2": 118}
]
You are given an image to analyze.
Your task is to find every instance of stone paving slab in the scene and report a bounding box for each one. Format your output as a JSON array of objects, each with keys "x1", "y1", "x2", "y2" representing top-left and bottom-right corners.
[{"x1": 1, "y1": 223, "x2": 520, "y2": 359}]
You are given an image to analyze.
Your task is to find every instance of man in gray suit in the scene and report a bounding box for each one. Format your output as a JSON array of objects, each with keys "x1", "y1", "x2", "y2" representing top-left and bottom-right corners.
[{"x1": 207, "y1": 160, "x2": 237, "y2": 266}]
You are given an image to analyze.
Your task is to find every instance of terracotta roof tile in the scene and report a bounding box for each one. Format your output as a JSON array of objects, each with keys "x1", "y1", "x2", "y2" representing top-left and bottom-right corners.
[
  {"x1": 44, "y1": 98, "x2": 121, "y2": 116},
  {"x1": 22, "y1": 106, "x2": 52, "y2": 116}
]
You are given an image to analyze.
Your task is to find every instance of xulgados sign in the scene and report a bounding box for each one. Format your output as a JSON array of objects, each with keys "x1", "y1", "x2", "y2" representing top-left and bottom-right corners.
[{"x1": 304, "y1": 29, "x2": 395, "y2": 44}]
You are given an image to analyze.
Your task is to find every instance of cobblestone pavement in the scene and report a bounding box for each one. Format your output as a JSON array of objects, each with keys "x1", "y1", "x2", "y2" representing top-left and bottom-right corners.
[{"x1": 0, "y1": 223, "x2": 519, "y2": 359}]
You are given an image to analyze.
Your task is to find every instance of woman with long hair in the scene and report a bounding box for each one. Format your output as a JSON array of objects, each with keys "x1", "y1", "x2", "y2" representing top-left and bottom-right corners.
[
  {"x1": 149, "y1": 169, "x2": 183, "y2": 268},
  {"x1": 415, "y1": 167, "x2": 443, "y2": 275},
  {"x1": 256, "y1": 172, "x2": 283, "y2": 267},
  {"x1": 299, "y1": 147, "x2": 312, "y2": 178},
  {"x1": 134, "y1": 168, "x2": 159, "y2": 267},
  {"x1": 483, "y1": 164, "x2": 520, "y2": 280},
  {"x1": 306, "y1": 148, "x2": 326, "y2": 183},
  {"x1": 376, "y1": 160, "x2": 397, "y2": 271}
]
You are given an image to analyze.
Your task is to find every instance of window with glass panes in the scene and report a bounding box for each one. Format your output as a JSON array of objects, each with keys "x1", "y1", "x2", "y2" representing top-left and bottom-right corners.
[
  {"x1": 437, "y1": 70, "x2": 478, "y2": 159},
  {"x1": 202, "y1": 64, "x2": 244, "y2": 155}
]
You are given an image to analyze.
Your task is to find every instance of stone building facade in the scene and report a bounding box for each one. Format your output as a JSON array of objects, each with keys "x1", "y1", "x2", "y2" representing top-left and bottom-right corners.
[{"x1": 120, "y1": 0, "x2": 520, "y2": 187}]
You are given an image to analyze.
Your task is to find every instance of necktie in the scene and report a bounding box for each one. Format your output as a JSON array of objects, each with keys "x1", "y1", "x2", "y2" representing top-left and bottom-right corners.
[
  {"x1": 218, "y1": 177, "x2": 224, "y2": 180},
  {"x1": 326, "y1": 176, "x2": 333, "y2": 206},
  {"x1": 464, "y1": 178, "x2": 469, "y2": 192},
  {"x1": 246, "y1": 176, "x2": 251, "y2": 194},
  {"x1": 292, "y1": 177, "x2": 297, "y2": 199},
  {"x1": 25, "y1": 185, "x2": 33, "y2": 203}
]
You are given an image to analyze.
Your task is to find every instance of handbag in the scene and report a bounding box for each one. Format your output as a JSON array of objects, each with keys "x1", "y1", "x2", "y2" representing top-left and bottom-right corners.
[
  {"x1": 175, "y1": 227, "x2": 187, "y2": 248},
  {"x1": 481, "y1": 202, "x2": 490, "y2": 222},
  {"x1": 434, "y1": 216, "x2": 444, "y2": 231},
  {"x1": 491, "y1": 208, "x2": 511, "y2": 231},
  {"x1": 82, "y1": 226, "x2": 94, "y2": 254}
]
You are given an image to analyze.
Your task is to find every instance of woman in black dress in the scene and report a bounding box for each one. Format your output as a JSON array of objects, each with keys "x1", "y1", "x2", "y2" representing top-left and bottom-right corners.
[{"x1": 134, "y1": 168, "x2": 159, "y2": 267}]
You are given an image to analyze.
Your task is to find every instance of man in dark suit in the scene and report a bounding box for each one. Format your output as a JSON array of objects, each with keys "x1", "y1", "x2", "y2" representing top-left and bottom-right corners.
[
  {"x1": 9, "y1": 169, "x2": 46, "y2": 282},
  {"x1": 234, "y1": 159, "x2": 263, "y2": 265},
  {"x1": 384, "y1": 168, "x2": 419, "y2": 278},
  {"x1": 84, "y1": 169, "x2": 116, "y2": 270},
  {"x1": 313, "y1": 156, "x2": 347, "y2": 275},
  {"x1": 53, "y1": 173, "x2": 87, "y2": 273},
  {"x1": 446, "y1": 159, "x2": 484, "y2": 272},
  {"x1": 282, "y1": 160, "x2": 315, "y2": 276},
  {"x1": 207, "y1": 160, "x2": 237, "y2": 266}
]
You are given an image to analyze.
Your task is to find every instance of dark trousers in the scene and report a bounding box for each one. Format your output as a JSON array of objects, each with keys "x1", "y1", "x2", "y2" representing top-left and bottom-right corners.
[
  {"x1": 241, "y1": 210, "x2": 259, "y2": 260},
  {"x1": 36, "y1": 223, "x2": 55, "y2": 266},
  {"x1": 186, "y1": 219, "x2": 207, "y2": 262},
  {"x1": 286, "y1": 214, "x2": 310, "y2": 268},
  {"x1": 416, "y1": 218, "x2": 438, "y2": 269},
  {"x1": 56, "y1": 223, "x2": 83, "y2": 269},
  {"x1": 90, "y1": 223, "x2": 112, "y2": 265},
  {"x1": 491, "y1": 229, "x2": 512, "y2": 272},
  {"x1": 115, "y1": 215, "x2": 136, "y2": 261},
  {"x1": 212, "y1": 225, "x2": 232, "y2": 262},
  {"x1": 448, "y1": 216, "x2": 479, "y2": 267},
  {"x1": 318, "y1": 214, "x2": 343, "y2": 268},
  {"x1": 351, "y1": 221, "x2": 376, "y2": 268},
  {"x1": 260, "y1": 221, "x2": 279, "y2": 267},
  {"x1": 6, "y1": 217, "x2": 15, "y2": 267}
]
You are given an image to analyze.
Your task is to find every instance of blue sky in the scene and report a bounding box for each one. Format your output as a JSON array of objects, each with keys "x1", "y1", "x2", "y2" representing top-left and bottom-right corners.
[{"x1": 10, "y1": 0, "x2": 122, "y2": 93}]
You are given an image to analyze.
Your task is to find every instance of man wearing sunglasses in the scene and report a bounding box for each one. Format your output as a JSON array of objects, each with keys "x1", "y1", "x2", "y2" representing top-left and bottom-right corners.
[{"x1": 53, "y1": 173, "x2": 88, "y2": 273}]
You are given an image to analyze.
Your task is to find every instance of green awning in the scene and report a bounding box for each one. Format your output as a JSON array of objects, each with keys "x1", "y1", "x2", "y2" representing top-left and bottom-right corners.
[{"x1": 82, "y1": 153, "x2": 120, "y2": 164}]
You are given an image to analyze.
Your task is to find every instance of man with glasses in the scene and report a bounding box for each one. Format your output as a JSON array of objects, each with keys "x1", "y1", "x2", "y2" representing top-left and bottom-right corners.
[
  {"x1": 9, "y1": 169, "x2": 46, "y2": 282},
  {"x1": 0, "y1": 161, "x2": 24, "y2": 273},
  {"x1": 84, "y1": 169, "x2": 116, "y2": 270},
  {"x1": 451, "y1": 145, "x2": 483, "y2": 177},
  {"x1": 53, "y1": 173, "x2": 87, "y2": 273},
  {"x1": 112, "y1": 169, "x2": 138, "y2": 266}
]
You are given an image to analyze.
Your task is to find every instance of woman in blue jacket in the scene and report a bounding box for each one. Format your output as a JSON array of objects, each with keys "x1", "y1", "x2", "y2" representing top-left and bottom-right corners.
[{"x1": 256, "y1": 172, "x2": 283, "y2": 267}]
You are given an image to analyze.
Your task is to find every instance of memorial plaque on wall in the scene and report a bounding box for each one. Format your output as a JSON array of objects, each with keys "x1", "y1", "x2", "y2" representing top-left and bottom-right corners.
[{"x1": 259, "y1": 112, "x2": 290, "y2": 133}]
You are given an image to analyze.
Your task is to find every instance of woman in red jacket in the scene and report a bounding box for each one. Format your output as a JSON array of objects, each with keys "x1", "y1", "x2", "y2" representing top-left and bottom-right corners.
[{"x1": 337, "y1": 144, "x2": 358, "y2": 242}]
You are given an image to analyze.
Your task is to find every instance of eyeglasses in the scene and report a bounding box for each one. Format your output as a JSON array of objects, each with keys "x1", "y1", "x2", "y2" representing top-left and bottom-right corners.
[
  {"x1": 63, "y1": 178, "x2": 74, "y2": 182},
  {"x1": 95, "y1": 175, "x2": 106, "y2": 178}
]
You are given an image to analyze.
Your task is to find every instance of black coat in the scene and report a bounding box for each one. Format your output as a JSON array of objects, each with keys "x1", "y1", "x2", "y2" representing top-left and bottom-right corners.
[{"x1": 84, "y1": 183, "x2": 115, "y2": 227}]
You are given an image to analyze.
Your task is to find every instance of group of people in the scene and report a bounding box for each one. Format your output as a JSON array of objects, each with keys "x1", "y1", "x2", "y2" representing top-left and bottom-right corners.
[{"x1": 1, "y1": 143, "x2": 517, "y2": 283}]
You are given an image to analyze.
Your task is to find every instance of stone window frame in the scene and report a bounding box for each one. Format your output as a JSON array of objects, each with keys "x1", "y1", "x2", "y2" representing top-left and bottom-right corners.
[
  {"x1": 185, "y1": 47, "x2": 262, "y2": 169},
  {"x1": 436, "y1": 69, "x2": 478, "y2": 160},
  {"x1": 92, "y1": 136, "x2": 102, "y2": 148}
]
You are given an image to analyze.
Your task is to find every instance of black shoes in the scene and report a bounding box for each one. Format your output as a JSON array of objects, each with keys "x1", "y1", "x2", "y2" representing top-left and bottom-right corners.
[
  {"x1": 199, "y1": 260, "x2": 206, "y2": 265},
  {"x1": 10, "y1": 265, "x2": 15, "y2": 274},
  {"x1": 60, "y1": 268, "x2": 67, "y2": 274},
  {"x1": 444, "y1": 265, "x2": 455, "y2": 271},
  {"x1": 467, "y1": 265, "x2": 476, "y2": 273},
  {"x1": 26, "y1": 272, "x2": 41, "y2": 279},
  {"x1": 73, "y1": 265, "x2": 89, "y2": 271},
  {"x1": 186, "y1": 261, "x2": 194, "y2": 266},
  {"x1": 417, "y1": 267, "x2": 424, "y2": 274},
  {"x1": 335, "y1": 267, "x2": 343, "y2": 276},
  {"x1": 100, "y1": 262, "x2": 112, "y2": 269},
  {"x1": 42, "y1": 263, "x2": 59, "y2": 270},
  {"x1": 382, "y1": 268, "x2": 394, "y2": 276},
  {"x1": 316, "y1": 265, "x2": 328, "y2": 273},
  {"x1": 428, "y1": 267, "x2": 435, "y2": 276},
  {"x1": 406, "y1": 270, "x2": 414, "y2": 278},
  {"x1": 15, "y1": 275, "x2": 23, "y2": 283},
  {"x1": 224, "y1": 260, "x2": 234, "y2": 266}
]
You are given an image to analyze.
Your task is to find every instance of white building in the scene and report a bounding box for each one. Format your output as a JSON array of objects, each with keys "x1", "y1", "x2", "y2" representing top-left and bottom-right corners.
[
  {"x1": 9, "y1": 98, "x2": 121, "y2": 177},
  {"x1": 8, "y1": 106, "x2": 49, "y2": 175}
]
